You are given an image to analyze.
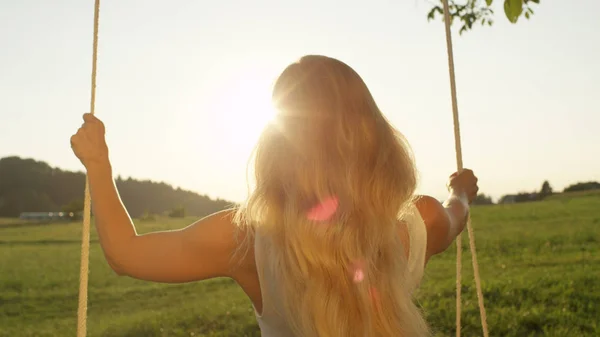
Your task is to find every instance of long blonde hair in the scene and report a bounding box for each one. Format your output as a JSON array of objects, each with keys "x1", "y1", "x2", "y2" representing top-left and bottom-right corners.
[{"x1": 235, "y1": 55, "x2": 429, "y2": 336}]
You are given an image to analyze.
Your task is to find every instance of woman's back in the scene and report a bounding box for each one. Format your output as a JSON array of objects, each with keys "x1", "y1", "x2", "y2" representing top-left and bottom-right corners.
[{"x1": 252, "y1": 203, "x2": 428, "y2": 336}]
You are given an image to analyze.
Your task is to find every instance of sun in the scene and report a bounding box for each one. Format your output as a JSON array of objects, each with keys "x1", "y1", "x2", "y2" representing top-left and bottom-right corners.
[{"x1": 213, "y1": 71, "x2": 277, "y2": 156}]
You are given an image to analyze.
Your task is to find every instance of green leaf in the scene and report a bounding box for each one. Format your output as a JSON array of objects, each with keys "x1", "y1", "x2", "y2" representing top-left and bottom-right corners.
[
  {"x1": 426, "y1": 6, "x2": 443, "y2": 22},
  {"x1": 486, "y1": 0, "x2": 494, "y2": 6},
  {"x1": 427, "y1": 10, "x2": 435, "y2": 21},
  {"x1": 504, "y1": 0, "x2": 524, "y2": 23},
  {"x1": 525, "y1": 11, "x2": 530, "y2": 19}
]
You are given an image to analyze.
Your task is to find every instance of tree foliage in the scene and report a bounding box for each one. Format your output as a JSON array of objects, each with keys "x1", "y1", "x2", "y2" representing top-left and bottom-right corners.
[
  {"x1": 563, "y1": 181, "x2": 600, "y2": 193},
  {"x1": 427, "y1": 0, "x2": 541, "y2": 35},
  {"x1": 472, "y1": 193, "x2": 494, "y2": 205},
  {"x1": 0, "y1": 156, "x2": 233, "y2": 218},
  {"x1": 539, "y1": 180, "x2": 553, "y2": 199},
  {"x1": 168, "y1": 206, "x2": 186, "y2": 218}
]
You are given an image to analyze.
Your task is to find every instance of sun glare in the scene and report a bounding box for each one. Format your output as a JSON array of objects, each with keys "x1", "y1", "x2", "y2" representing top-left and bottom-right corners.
[{"x1": 213, "y1": 72, "x2": 277, "y2": 157}]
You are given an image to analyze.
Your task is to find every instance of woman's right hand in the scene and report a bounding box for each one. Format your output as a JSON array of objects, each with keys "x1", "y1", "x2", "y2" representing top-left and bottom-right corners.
[{"x1": 447, "y1": 169, "x2": 479, "y2": 204}]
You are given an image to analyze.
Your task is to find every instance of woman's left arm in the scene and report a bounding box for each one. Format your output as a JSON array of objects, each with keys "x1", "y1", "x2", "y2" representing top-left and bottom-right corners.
[
  {"x1": 71, "y1": 113, "x2": 242, "y2": 283},
  {"x1": 88, "y1": 163, "x2": 240, "y2": 283}
]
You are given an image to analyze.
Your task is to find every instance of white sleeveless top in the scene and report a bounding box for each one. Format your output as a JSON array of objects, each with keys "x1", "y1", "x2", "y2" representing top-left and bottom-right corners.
[{"x1": 253, "y1": 203, "x2": 428, "y2": 337}]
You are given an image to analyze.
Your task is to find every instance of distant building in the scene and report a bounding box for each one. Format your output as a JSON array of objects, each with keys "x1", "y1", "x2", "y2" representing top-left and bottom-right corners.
[{"x1": 19, "y1": 212, "x2": 79, "y2": 221}]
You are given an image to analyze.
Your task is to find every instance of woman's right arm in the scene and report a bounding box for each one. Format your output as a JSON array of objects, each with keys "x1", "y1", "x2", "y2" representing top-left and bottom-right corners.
[{"x1": 416, "y1": 169, "x2": 478, "y2": 262}]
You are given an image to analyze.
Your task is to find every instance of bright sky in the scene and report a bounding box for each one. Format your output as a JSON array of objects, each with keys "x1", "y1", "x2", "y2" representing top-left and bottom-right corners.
[{"x1": 1, "y1": 0, "x2": 599, "y2": 203}]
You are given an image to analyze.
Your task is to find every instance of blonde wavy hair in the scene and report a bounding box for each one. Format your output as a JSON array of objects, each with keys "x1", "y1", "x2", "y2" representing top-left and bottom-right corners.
[{"x1": 235, "y1": 55, "x2": 430, "y2": 337}]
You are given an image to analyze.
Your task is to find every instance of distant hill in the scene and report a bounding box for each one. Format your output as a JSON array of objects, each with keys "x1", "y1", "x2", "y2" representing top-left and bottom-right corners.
[{"x1": 0, "y1": 156, "x2": 233, "y2": 218}]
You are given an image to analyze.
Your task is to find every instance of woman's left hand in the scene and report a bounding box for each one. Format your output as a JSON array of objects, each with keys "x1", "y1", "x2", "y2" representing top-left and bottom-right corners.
[{"x1": 70, "y1": 113, "x2": 110, "y2": 169}]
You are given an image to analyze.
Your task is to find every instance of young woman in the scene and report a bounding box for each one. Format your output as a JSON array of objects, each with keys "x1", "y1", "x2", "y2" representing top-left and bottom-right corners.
[{"x1": 70, "y1": 55, "x2": 478, "y2": 337}]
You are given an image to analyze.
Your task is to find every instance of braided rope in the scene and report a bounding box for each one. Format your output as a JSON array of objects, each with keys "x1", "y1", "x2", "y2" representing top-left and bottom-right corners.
[
  {"x1": 77, "y1": 1, "x2": 100, "y2": 336},
  {"x1": 440, "y1": 1, "x2": 489, "y2": 336}
]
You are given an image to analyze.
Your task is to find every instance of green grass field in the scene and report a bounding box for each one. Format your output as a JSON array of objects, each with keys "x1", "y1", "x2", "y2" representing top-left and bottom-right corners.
[{"x1": 1, "y1": 192, "x2": 599, "y2": 336}]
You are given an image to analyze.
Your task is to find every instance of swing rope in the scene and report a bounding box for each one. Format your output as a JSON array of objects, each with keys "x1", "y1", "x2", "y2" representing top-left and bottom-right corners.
[
  {"x1": 77, "y1": 0, "x2": 100, "y2": 336},
  {"x1": 440, "y1": 0, "x2": 489, "y2": 336},
  {"x1": 76, "y1": 1, "x2": 488, "y2": 336}
]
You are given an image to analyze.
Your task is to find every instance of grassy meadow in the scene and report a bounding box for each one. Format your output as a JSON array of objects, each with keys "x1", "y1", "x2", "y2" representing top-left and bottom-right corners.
[{"x1": 1, "y1": 191, "x2": 599, "y2": 336}]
